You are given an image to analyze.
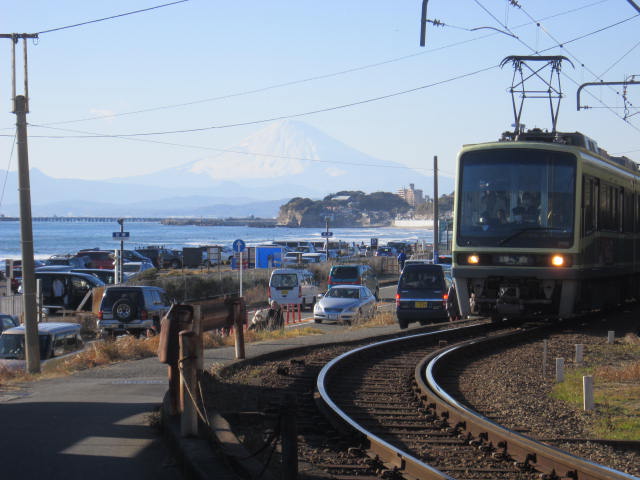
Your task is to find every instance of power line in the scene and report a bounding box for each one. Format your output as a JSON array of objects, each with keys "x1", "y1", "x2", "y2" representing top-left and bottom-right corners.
[
  {"x1": 26, "y1": 123, "x2": 440, "y2": 174},
  {"x1": 36, "y1": 0, "x2": 189, "y2": 35},
  {"x1": 13, "y1": 2, "x2": 612, "y2": 130},
  {"x1": 0, "y1": 133, "x2": 17, "y2": 209},
  {"x1": 27, "y1": 65, "x2": 499, "y2": 138},
  {"x1": 26, "y1": 12, "x2": 636, "y2": 139},
  {"x1": 598, "y1": 38, "x2": 640, "y2": 78},
  {"x1": 475, "y1": 0, "x2": 640, "y2": 134}
]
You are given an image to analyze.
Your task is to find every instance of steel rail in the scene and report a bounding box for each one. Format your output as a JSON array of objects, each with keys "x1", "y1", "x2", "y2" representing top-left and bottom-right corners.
[
  {"x1": 315, "y1": 324, "x2": 489, "y2": 480},
  {"x1": 418, "y1": 330, "x2": 638, "y2": 480}
]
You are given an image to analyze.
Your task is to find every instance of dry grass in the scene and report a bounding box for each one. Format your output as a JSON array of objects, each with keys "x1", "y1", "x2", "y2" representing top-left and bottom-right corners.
[
  {"x1": 350, "y1": 309, "x2": 397, "y2": 328},
  {"x1": 551, "y1": 334, "x2": 640, "y2": 440},
  {"x1": 596, "y1": 362, "x2": 640, "y2": 382}
]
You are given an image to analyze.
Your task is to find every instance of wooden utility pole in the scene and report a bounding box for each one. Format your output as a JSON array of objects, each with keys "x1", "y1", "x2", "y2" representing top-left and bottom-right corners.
[
  {"x1": 3, "y1": 33, "x2": 40, "y2": 373},
  {"x1": 433, "y1": 155, "x2": 439, "y2": 263}
]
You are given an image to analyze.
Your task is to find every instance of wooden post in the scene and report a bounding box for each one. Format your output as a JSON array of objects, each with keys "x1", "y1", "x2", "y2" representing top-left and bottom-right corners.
[
  {"x1": 168, "y1": 364, "x2": 180, "y2": 415},
  {"x1": 180, "y1": 330, "x2": 199, "y2": 437},
  {"x1": 233, "y1": 298, "x2": 246, "y2": 360},
  {"x1": 607, "y1": 330, "x2": 615, "y2": 344},
  {"x1": 193, "y1": 305, "x2": 203, "y2": 371},
  {"x1": 280, "y1": 393, "x2": 298, "y2": 480}
]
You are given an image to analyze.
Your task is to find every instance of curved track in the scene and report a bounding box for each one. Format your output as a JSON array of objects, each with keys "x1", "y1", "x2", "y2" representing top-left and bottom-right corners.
[{"x1": 316, "y1": 324, "x2": 637, "y2": 480}]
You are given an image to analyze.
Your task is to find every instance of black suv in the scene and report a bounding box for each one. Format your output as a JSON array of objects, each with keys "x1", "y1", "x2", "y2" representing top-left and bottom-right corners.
[
  {"x1": 135, "y1": 247, "x2": 183, "y2": 269},
  {"x1": 396, "y1": 263, "x2": 448, "y2": 329},
  {"x1": 97, "y1": 286, "x2": 172, "y2": 336}
]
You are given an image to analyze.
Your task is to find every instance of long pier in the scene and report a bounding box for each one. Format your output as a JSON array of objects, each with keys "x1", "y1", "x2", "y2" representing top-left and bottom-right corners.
[{"x1": 0, "y1": 217, "x2": 164, "y2": 223}]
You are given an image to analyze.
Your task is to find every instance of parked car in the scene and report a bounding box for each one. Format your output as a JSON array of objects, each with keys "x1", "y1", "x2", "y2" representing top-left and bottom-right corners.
[
  {"x1": 0, "y1": 322, "x2": 84, "y2": 371},
  {"x1": 375, "y1": 246, "x2": 397, "y2": 257},
  {"x1": 71, "y1": 268, "x2": 116, "y2": 285},
  {"x1": 135, "y1": 247, "x2": 182, "y2": 269},
  {"x1": 268, "y1": 268, "x2": 320, "y2": 310},
  {"x1": 121, "y1": 261, "x2": 155, "y2": 280},
  {"x1": 313, "y1": 285, "x2": 376, "y2": 324},
  {"x1": 120, "y1": 249, "x2": 153, "y2": 264},
  {"x1": 0, "y1": 313, "x2": 19, "y2": 334},
  {"x1": 97, "y1": 285, "x2": 172, "y2": 336},
  {"x1": 327, "y1": 264, "x2": 379, "y2": 299},
  {"x1": 30, "y1": 271, "x2": 105, "y2": 313},
  {"x1": 76, "y1": 250, "x2": 114, "y2": 269},
  {"x1": 396, "y1": 263, "x2": 448, "y2": 329},
  {"x1": 45, "y1": 254, "x2": 89, "y2": 268}
]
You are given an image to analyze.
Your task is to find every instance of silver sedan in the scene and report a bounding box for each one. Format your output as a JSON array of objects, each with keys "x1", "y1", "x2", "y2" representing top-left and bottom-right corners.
[{"x1": 313, "y1": 285, "x2": 377, "y2": 324}]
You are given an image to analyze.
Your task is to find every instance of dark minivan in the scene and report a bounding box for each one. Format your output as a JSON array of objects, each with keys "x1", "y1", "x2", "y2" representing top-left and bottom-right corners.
[{"x1": 396, "y1": 263, "x2": 448, "y2": 329}]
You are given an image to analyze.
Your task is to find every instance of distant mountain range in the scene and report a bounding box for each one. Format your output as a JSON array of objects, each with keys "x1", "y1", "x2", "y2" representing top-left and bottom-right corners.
[{"x1": 0, "y1": 120, "x2": 452, "y2": 217}]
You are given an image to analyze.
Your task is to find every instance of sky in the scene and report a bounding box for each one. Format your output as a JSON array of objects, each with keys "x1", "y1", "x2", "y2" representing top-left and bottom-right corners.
[{"x1": 0, "y1": 0, "x2": 639, "y2": 188}]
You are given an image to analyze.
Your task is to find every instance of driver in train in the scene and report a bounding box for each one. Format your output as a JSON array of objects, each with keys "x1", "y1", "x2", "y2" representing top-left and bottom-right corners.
[{"x1": 512, "y1": 192, "x2": 540, "y2": 223}]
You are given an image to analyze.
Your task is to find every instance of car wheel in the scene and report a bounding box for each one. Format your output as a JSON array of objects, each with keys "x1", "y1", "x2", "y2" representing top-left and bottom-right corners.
[
  {"x1": 314, "y1": 318, "x2": 322, "y2": 323},
  {"x1": 171, "y1": 259, "x2": 181, "y2": 269},
  {"x1": 301, "y1": 298, "x2": 308, "y2": 311},
  {"x1": 112, "y1": 298, "x2": 136, "y2": 322}
]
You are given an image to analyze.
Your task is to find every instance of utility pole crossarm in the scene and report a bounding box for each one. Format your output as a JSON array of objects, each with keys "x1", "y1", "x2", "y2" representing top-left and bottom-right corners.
[{"x1": 0, "y1": 33, "x2": 39, "y2": 39}]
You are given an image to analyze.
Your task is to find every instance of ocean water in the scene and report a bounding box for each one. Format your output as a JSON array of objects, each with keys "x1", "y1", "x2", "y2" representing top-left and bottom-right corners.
[{"x1": 0, "y1": 221, "x2": 434, "y2": 260}]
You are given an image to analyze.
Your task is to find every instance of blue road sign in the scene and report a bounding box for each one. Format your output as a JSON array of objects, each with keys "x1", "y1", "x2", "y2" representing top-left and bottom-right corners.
[
  {"x1": 320, "y1": 231, "x2": 333, "y2": 237},
  {"x1": 112, "y1": 232, "x2": 130, "y2": 239},
  {"x1": 232, "y1": 239, "x2": 246, "y2": 253}
]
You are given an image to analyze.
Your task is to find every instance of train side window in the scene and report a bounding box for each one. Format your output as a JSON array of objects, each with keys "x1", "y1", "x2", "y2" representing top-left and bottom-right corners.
[{"x1": 582, "y1": 176, "x2": 596, "y2": 236}]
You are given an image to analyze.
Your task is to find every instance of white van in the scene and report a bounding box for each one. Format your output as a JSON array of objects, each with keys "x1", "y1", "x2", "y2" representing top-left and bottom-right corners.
[{"x1": 268, "y1": 268, "x2": 320, "y2": 310}]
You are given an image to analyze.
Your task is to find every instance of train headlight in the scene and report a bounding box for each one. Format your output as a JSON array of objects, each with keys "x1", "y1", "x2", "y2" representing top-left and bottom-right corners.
[
  {"x1": 551, "y1": 254, "x2": 565, "y2": 267},
  {"x1": 467, "y1": 254, "x2": 480, "y2": 265}
]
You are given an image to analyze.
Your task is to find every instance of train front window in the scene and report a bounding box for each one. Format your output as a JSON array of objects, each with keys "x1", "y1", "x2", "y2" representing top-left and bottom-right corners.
[{"x1": 457, "y1": 149, "x2": 576, "y2": 248}]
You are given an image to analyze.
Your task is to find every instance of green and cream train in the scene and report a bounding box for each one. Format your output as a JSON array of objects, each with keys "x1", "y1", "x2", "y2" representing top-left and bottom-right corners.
[{"x1": 451, "y1": 129, "x2": 639, "y2": 320}]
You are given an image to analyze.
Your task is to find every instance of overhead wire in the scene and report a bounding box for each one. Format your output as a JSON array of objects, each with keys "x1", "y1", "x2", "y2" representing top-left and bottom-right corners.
[
  {"x1": 8, "y1": 1, "x2": 614, "y2": 131},
  {"x1": 26, "y1": 64, "x2": 499, "y2": 138},
  {"x1": 0, "y1": 133, "x2": 17, "y2": 209},
  {"x1": 20, "y1": 12, "x2": 637, "y2": 140},
  {"x1": 475, "y1": 0, "x2": 640, "y2": 133},
  {"x1": 36, "y1": 0, "x2": 189, "y2": 35},
  {"x1": 25, "y1": 123, "x2": 442, "y2": 174}
]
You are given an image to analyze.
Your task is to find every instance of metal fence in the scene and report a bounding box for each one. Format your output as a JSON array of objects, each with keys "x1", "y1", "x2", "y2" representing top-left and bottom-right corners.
[{"x1": 0, "y1": 295, "x2": 23, "y2": 317}]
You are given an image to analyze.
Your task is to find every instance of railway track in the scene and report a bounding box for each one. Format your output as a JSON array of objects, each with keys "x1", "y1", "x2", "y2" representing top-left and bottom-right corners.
[{"x1": 315, "y1": 323, "x2": 638, "y2": 480}]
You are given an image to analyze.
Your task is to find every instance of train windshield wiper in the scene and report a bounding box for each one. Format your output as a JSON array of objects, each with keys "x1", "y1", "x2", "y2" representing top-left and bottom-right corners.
[{"x1": 498, "y1": 227, "x2": 562, "y2": 246}]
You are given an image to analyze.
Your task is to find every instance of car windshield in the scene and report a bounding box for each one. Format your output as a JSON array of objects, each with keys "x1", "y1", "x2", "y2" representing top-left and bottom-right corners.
[
  {"x1": 123, "y1": 264, "x2": 140, "y2": 272},
  {"x1": 331, "y1": 266, "x2": 358, "y2": 279},
  {"x1": 457, "y1": 148, "x2": 576, "y2": 248},
  {"x1": 0, "y1": 334, "x2": 51, "y2": 360},
  {"x1": 271, "y1": 274, "x2": 298, "y2": 288},
  {"x1": 399, "y1": 269, "x2": 443, "y2": 290},
  {"x1": 327, "y1": 288, "x2": 360, "y2": 299}
]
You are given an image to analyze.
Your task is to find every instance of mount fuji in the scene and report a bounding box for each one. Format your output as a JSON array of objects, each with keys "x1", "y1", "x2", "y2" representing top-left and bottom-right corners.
[
  {"x1": 0, "y1": 121, "x2": 451, "y2": 217},
  {"x1": 109, "y1": 120, "x2": 448, "y2": 198}
]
